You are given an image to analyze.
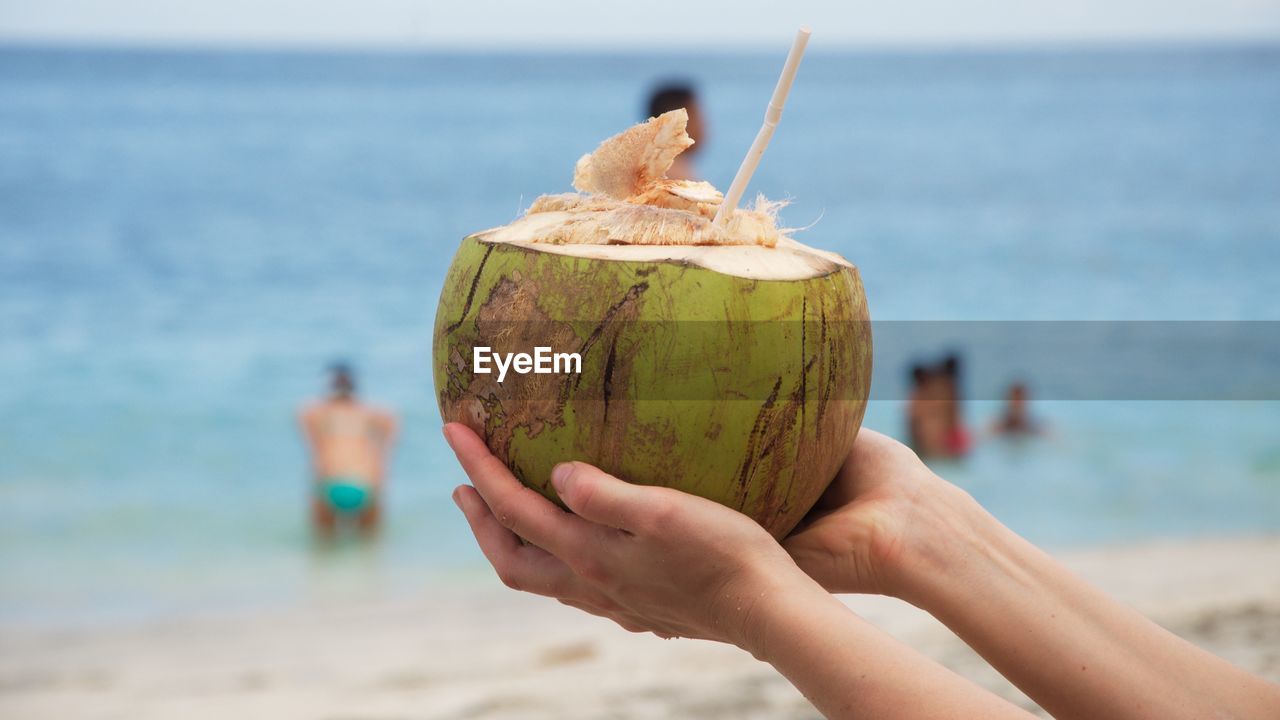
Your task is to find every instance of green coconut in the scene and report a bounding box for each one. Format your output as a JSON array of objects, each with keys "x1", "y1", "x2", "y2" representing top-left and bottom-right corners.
[{"x1": 433, "y1": 110, "x2": 872, "y2": 538}]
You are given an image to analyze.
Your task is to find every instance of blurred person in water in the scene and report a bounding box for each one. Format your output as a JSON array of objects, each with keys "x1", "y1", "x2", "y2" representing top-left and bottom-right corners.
[
  {"x1": 906, "y1": 354, "x2": 971, "y2": 459},
  {"x1": 646, "y1": 82, "x2": 704, "y2": 180},
  {"x1": 906, "y1": 363, "x2": 946, "y2": 456},
  {"x1": 298, "y1": 363, "x2": 397, "y2": 538},
  {"x1": 938, "y1": 353, "x2": 972, "y2": 456},
  {"x1": 992, "y1": 381, "x2": 1043, "y2": 437}
]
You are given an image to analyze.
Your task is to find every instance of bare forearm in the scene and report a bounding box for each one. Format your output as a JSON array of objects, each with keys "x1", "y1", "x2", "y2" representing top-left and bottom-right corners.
[
  {"x1": 750, "y1": 582, "x2": 1032, "y2": 720},
  {"x1": 897, "y1": 487, "x2": 1280, "y2": 720}
]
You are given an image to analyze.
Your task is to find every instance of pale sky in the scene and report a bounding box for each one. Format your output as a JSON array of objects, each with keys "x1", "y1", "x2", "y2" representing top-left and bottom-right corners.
[{"x1": 2, "y1": 0, "x2": 1279, "y2": 49}]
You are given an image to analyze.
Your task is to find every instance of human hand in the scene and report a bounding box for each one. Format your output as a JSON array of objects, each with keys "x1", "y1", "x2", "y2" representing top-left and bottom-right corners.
[
  {"x1": 784, "y1": 429, "x2": 973, "y2": 599},
  {"x1": 444, "y1": 422, "x2": 824, "y2": 652}
]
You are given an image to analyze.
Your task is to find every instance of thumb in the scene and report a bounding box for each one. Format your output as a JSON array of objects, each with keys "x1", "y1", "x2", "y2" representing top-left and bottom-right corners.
[{"x1": 551, "y1": 461, "x2": 652, "y2": 532}]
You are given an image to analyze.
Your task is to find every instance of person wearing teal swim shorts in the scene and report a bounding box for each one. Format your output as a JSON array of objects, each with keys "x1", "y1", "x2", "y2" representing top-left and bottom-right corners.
[{"x1": 298, "y1": 363, "x2": 397, "y2": 538}]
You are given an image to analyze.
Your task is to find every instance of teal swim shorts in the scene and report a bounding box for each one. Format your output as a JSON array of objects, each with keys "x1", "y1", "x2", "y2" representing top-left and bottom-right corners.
[{"x1": 318, "y1": 477, "x2": 373, "y2": 512}]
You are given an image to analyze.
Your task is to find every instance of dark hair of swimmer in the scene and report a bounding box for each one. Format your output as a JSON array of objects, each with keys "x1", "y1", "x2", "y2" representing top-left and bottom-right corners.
[
  {"x1": 329, "y1": 362, "x2": 355, "y2": 398},
  {"x1": 910, "y1": 363, "x2": 929, "y2": 387},
  {"x1": 941, "y1": 353, "x2": 961, "y2": 378},
  {"x1": 648, "y1": 83, "x2": 697, "y2": 119}
]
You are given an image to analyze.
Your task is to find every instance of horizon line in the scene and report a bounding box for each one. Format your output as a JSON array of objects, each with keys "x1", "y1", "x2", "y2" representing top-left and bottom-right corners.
[{"x1": 3, "y1": 33, "x2": 1279, "y2": 57}]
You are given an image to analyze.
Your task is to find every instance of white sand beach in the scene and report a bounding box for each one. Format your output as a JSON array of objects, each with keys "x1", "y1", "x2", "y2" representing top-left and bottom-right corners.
[{"x1": 3, "y1": 535, "x2": 1278, "y2": 720}]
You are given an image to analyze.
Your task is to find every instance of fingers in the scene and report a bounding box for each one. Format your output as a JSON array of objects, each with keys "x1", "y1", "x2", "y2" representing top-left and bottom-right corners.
[
  {"x1": 453, "y1": 485, "x2": 580, "y2": 596},
  {"x1": 444, "y1": 423, "x2": 592, "y2": 557},
  {"x1": 551, "y1": 461, "x2": 663, "y2": 533}
]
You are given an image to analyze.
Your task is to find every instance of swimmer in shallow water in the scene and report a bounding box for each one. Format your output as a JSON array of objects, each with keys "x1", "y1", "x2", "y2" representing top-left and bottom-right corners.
[
  {"x1": 992, "y1": 381, "x2": 1043, "y2": 436},
  {"x1": 298, "y1": 363, "x2": 397, "y2": 538}
]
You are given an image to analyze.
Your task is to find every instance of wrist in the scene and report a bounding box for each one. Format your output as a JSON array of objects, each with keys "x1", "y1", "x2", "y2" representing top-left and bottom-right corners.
[
  {"x1": 884, "y1": 479, "x2": 1010, "y2": 608},
  {"x1": 734, "y1": 567, "x2": 843, "y2": 662}
]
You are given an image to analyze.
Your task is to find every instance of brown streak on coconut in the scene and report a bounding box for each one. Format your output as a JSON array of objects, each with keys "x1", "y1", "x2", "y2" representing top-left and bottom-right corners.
[
  {"x1": 570, "y1": 282, "x2": 650, "y2": 392},
  {"x1": 601, "y1": 335, "x2": 618, "y2": 424},
  {"x1": 799, "y1": 297, "x2": 808, "y2": 422},
  {"x1": 816, "y1": 307, "x2": 830, "y2": 426},
  {"x1": 444, "y1": 243, "x2": 496, "y2": 334},
  {"x1": 734, "y1": 377, "x2": 783, "y2": 510}
]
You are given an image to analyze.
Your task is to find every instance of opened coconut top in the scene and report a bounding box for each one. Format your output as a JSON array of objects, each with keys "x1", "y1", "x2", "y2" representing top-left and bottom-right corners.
[{"x1": 476, "y1": 109, "x2": 852, "y2": 281}]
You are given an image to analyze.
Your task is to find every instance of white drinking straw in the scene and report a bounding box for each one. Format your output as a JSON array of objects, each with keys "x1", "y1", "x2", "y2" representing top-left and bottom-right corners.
[{"x1": 713, "y1": 26, "x2": 811, "y2": 226}]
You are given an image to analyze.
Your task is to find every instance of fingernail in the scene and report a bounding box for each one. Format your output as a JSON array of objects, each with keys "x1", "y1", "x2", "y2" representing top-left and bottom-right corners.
[
  {"x1": 550, "y1": 463, "x2": 574, "y2": 494},
  {"x1": 442, "y1": 423, "x2": 456, "y2": 450},
  {"x1": 451, "y1": 486, "x2": 463, "y2": 509}
]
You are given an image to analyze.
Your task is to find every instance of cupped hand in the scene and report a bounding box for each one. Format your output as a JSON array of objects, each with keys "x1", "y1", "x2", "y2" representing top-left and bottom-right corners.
[
  {"x1": 444, "y1": 423, "x2": 820, "y2": 650},
  {"x1": 784, "y1": 429, "x2": 957, "y2": 598}
]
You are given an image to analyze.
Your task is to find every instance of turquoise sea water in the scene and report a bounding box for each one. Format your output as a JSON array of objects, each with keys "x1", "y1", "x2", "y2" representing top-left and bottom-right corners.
[{"x1": 1, "y1": 44, "x2": 1278, "y2": 627}]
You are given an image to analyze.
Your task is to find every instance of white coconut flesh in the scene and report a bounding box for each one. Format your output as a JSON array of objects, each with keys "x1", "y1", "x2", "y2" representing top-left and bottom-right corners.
[{"x1": 473, "y1": 109, "x2": 854, "y2": 282}]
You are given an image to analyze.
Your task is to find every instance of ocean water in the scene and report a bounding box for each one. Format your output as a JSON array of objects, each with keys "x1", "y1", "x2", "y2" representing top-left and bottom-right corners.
[{"x1": 1, "y1": 44, "x2": 1278, "y2": 627}]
